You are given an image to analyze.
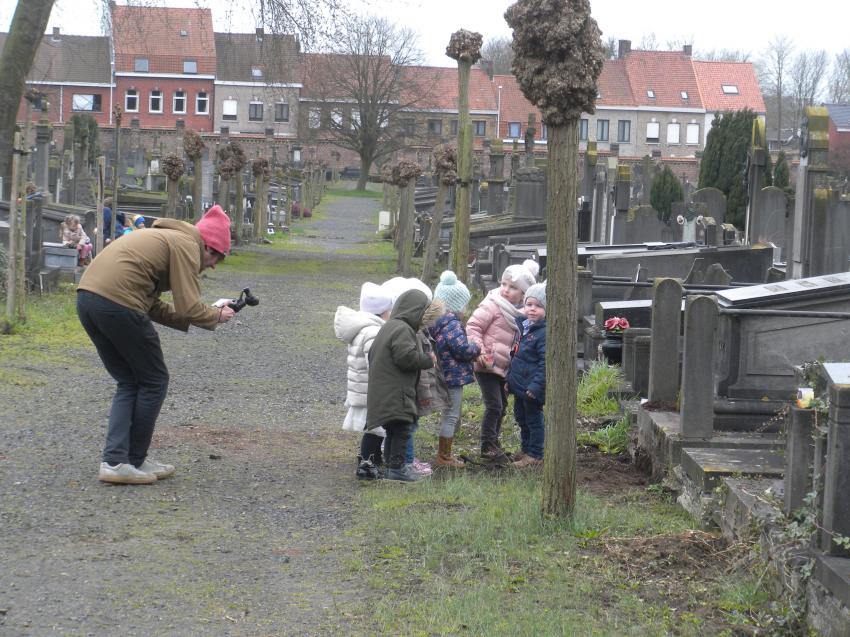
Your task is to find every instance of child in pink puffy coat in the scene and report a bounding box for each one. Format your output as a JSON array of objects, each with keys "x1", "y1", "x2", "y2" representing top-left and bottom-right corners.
[{"x1": 466, "y1": 259, "x2": 539, "y2": 458}]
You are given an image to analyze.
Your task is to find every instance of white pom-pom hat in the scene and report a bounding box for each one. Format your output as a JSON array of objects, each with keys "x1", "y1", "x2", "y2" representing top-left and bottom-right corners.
[{"x1": 501, "y1": 258, "x2": 539, "y2": 292}]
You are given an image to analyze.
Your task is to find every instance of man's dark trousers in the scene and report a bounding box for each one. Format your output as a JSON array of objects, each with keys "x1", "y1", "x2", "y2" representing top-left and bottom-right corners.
[{"x1": 77, "y1": 290, "x2": 169, "y2": 466}]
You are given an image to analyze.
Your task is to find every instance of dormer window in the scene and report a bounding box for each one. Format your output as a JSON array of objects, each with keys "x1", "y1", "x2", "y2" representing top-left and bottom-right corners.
[
  {"x1": 134, "y1": 58, "x2": 149, "y2": 73},
  {"x1": 251, "y1": 67, "x2": 263, "y2": 79},
  {"x1": 647, "y1": 89, "x2": 655, "y2": 99},
  {"x1": 681, "y1": 91, "x2": 688, "y2": 100},
  {"x1": 722, "y1": 85, "x2": 739, "y2": 94},
  {"x1": 183, "y1": 60, "x2": 197, "y2": 74},
  {"x1": 180, "y1": 29, "x2": 188, "y2": 37}
]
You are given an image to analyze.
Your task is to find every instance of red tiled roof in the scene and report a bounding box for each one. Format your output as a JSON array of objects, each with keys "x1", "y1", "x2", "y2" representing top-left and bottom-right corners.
[
  {"x1": 624, "y1": 50, "x2": 702, "y2": 108},
  {"x1": 491, "y1": 74, "x2": 541, "y2": 138},
  {"x1": 693, "y1": 60, "x2": 766, "y2": 114},
  {"x1": 596, "y1": 59, "x2": 635, "y2": 107},
  {"x1": 399, "y1": 66, "x2": 497, "y2": 112},
  {"x1": 112, "y1": 5, "x2": 215, "y2": 73}
]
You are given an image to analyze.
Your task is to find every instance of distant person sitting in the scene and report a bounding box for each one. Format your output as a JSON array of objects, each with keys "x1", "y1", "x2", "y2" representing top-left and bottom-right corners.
[
  {"x1": 133, "y1": 216, "x2": 146, "y2": 230},
  {"x1": 102, "y1": 197, "x2": 114, "y2": 244},
  {"x1": 60, "y1": 214, "x2": 93, "y2": 265}
]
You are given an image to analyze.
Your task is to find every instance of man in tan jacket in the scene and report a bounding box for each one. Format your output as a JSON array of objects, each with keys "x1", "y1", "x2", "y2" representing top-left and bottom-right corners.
[{"x1": 77, "y1": 205, "x2": 236, "y2": 485}]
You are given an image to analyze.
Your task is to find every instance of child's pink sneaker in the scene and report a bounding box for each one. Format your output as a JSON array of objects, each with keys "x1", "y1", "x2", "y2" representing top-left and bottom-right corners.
[{"x1": 412, "y1": 458, "x2": 432, "y2": 475}]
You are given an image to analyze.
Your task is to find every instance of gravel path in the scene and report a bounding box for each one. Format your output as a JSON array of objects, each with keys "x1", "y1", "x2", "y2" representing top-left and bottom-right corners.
[{"x1": 0, "y1": 188, "x2": 389, "y2": 635}]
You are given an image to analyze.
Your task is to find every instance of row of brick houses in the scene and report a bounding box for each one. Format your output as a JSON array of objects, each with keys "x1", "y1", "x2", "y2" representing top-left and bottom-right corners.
[{"x1": 7, "y1": 3, "x2": 768, "y2": 172}]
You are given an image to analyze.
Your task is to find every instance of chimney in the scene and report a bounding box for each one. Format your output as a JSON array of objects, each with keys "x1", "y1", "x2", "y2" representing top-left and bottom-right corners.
[
  {"x1": 618, "y1": 39, "x2": 631, "y2": 59},
  {"x1": 683, "y1": 44, "x2": 692, "y2": 56},
  {"x1": 51, "y1": 27, "x2": 60, "y2": 41},
  {"x1": 255, "y1": 27, "x2": 264, "y2": 41}
]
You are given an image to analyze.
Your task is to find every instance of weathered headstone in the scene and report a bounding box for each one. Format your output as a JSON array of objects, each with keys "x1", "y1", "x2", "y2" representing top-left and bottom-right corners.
[
  {"x1": 691, "y1": 187, "x2": 726, "y2": 225},
  {"x1": 648, "y1": 278, "x2": 684, "y2": 403},
  {"x1": 821, "y1": 362, "x2": 850, "y2": 557},
  {"x1": 679, "y1": 295, "x2": 719, "y2": 439}
]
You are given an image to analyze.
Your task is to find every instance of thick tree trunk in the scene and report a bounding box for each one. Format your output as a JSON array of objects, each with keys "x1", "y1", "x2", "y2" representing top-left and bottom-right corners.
[
  {"x1": 542, "y1": 121, "x2": 579, "y2": 518},
  {"x1": 0, "y1": 0, "x2": 55, "y2": 199},
  {"x1": 192, "y1": 158, "x2": 203, "y2": 222},
  {"x1": 452, "y1": 123, "x2": 472, "y2": 280},
  {"x1": 356, "y1": 155, "x2": 371, "y2": 191},
  {"x1": 421, "y1": 180, "x2": 447, "y2": 282},
  {"x1": 452, "y1": 60, "x2": 473, "y2": 283},
  {"x1": 166, "y1": 178, "x2": 178, "y2": 218},
  {"x1": 234, "y1": 173, "x2": 244, "y2": 245}
]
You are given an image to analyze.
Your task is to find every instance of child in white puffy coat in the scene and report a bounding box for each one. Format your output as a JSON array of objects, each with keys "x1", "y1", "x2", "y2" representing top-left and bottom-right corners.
[{"x1": 334, "y1": 282, "x2": 394, "y2": 479}]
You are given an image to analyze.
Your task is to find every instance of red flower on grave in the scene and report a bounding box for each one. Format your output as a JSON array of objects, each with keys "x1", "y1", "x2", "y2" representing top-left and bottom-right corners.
[{"x1": 603, "y1": 317, "x2": 630, "y2": 334}]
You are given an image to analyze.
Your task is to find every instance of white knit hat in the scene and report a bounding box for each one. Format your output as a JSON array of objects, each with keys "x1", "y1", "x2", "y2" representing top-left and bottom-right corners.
[
  {"x1": 359, "y1": 281, "x2": 393, "y2": 315},
  {"x1": 433, "y1": 270, "x2": 472, "y2": 313},
  {"x1": 502, "y1": 259, "x2": 540, "y2": 292},
  {"x1": 381, "y1": 277, "x2": 433, "y2": 305}
]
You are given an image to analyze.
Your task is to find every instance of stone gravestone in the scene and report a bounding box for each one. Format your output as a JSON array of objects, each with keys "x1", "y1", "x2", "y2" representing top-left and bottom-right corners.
[
  {"x1": 648, "y1": 278, "x2": 684, "y2": 403},
  {"x1": 690, "y1": 187, "x2": 726, "y2": 226},
  {"x1": 612, "y1": 205, "x2": 669, "y2": 244},
  {"x1": 513, "y1": 166, "x2": 546, "y2": 219},
  {"x1": 679, "y1": 295, "x2": 719, "y2": 439},
  {"x1": 810, "y1": 188, "x2": 850, "y2": 276},
  {"x1": 820, "y1": 362, "x2": 850, "y2": 557},
  {"x1": 487, "y1": 139, "x2": 507, "y2": 215},
  {"x1": 749, "y1": 186, "x2": 788, "y2": 255}
]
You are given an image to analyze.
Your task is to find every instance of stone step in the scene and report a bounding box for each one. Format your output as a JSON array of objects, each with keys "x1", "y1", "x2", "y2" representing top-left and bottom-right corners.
[{"x1": 681, "y1": 447, "x2": 785, "y2": 491}]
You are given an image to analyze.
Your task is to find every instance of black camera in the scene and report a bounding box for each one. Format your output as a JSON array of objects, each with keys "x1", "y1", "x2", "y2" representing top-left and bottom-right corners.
[{"x1": 227, "y1": 288, "x2": 260, "y2": 312}]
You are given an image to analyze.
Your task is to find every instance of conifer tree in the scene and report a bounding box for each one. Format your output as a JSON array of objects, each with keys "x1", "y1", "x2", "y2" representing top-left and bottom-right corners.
[
  {"x1": 774, "y1": 150, "x2": 790, "y2": 189},
  {"x1": 650, "y1": 165, "x2": 683, "y2": 223}
]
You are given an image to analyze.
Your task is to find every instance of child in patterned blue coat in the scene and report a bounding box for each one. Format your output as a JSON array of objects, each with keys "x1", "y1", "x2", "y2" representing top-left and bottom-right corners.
[
  {"x1": 508, "y1": 281, "x2": 547, "y2": 467},
  {"x1": 429, "y1": 271, "x2": 481, "y2": 467}
]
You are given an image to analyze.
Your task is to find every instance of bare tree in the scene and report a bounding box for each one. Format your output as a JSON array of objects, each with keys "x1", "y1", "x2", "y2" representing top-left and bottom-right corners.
[
  {"x1": 0, "y1": 0, "x2": 55, "y2": 199},
  {"x1": 696, "y1": 48, "x2": 752, "y2": 63},
  {"x1": 637, "y1": 32, "x2": 659, "y2": 51},
  {"x1": 477, "y1": 36, "x2": 514, "y2": 75},
  {"x1": 789, "y1": 50, "x2": 827, "y2": 132},
  {"x1": 828, "y1": 49, "x2": 850, "y2": 103},
  {"x1": 759, "y1": 35, "x2": 795, "y2": 142},
  {"x1": 305, "y1": 15, "x2": 428, "y2": 191}
]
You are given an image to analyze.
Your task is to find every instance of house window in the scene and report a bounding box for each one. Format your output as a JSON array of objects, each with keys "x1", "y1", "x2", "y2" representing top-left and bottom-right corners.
[
  {"x1": 646, "y1": 121, "x2": 660, "y2": 143},
  {"x1": 721, "y1": 84, "x2": 739, "y2": 94},
  {"x1": 680, "y1": 91, "x2": 688, "y2": 100},
  {"x1": 124, "y1": 89, "x2": 138, "y2": 112},
  {"x1": 350, "y1": 109, "x2": 360, "y2": 129},
  {"x1": 173, "y1": 90, "x2": 186, "y2": 114},
  {"x1": 249, "y1": 102, "x2": 264, "y2": 121},
  {"x1": 72, "y1": 93, "x2": 102, "y2": 112},
  {"x1": 330, "y1": 108, "x2": 343, "y2": 127},
  {"x1": 507, "y1": 122, "x2": 521, "y2": 138},
  {"x1": 196, "y1": 91, "x2": 209, "y2": 115},
  {"x1": 222, "y1": 99, "x2": 238, "y2": 121},
  {"x1": 275, "y1": 102, "x2": 289, "y2": 122},
  {"x1": 667, "y1": 122, "x2": 680, "y2": 144},
  {"x1": 251, "y1": 67, "x2": 263, "y2": 79},
  {"x1": 450, "y1": 119, "x2": 458, "y2": 135},
  {"x1": 541, "y1": 123, "x2": 548, "y2": 140},
  {"x1": 149, "y1": 90, "x2": 162, "y2": 113},
  {"x1": 579, "y1": 118, "x2": 588, "y2": 141},
  {"x1": 183, "y1": 60, "x2": 197, "y2": 74},
  {"x1": 473, "y1": 120, "x2": 486, "y2": 136},
  {"x1": 134, "y1": 58, "x2": 149, "y2": 72},
  {"x1": 596, "y1": 119, "x2": 609, "y2": 142},
  {"x1": 686, "y1": 123, "x2": 700, "y2": 145},
  {"x1": 308, "y1": 107, "x2": 321, "y2": 129},
  {"x1": 401, "y1": 118, "x2": 415, "y2": 136},
  {"x1": 617, "y1": 120, "x2": 631, "y2": 143},
  {"x1": 646, "y1": 89, "x2": 655, "y2": 99},
  {"x1": 427, "y1": 119, "x2": 442, "y2": 135}
]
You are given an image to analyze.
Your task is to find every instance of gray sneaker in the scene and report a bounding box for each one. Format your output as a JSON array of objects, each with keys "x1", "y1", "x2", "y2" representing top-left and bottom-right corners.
[
  {"x1": 138, "y1": 459, "x2": 175, "y2": 479},
  {"x1": 98, "y1": 462, "x2": 157, "y2": 485},
  {"x1": 384, "y1": 464, "x2": 423, "y2": 483}
]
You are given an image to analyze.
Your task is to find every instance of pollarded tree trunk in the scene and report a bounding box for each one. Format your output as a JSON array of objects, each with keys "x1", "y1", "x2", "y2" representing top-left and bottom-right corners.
[
  {"x1": 422, "y1": 179, "x2": 448, "y2": 282},
  {"x1": 452, "y1": 122, "x2": 472, "y2": 279},
  {"x1": 397, "y1": 183, "x2": 413, "y2": 275},
  {"x1": 166, "y1": 178, "x2": 179, "y2": 218},
  {"x1": 542, "y1": 122, "x2": 580, "y2": 517},
  {"x1": 192, "y1": 162, "x2": 203, "y2": 222},
  {"x1": 234, "y1": 172, "x2": 244, "y2": 245}
]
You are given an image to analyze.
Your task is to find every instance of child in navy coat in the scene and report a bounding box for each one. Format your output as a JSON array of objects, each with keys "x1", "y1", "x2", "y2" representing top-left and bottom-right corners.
[{"x1": 507, "y1": 281, "x2": 547, "y2": 467}]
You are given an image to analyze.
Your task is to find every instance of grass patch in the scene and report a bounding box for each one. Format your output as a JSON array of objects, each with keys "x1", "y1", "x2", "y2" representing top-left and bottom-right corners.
[
  {"x1": 353, "y1": 471, "x2": 767, "y2": 635},
  {"x1": 336, "y1": 240, "x2": 396, "y2": 258},
  {"x1": 219, "y1": 250, "x2": 394, "y2": 278},
  {"x1": 325, "y1": 187, "x2": 382, "y2": 199},
  {"x1": 0, "y1": 284, "x2": 87, "y2": 359},
  {"x1": 577, "y1": 416, "x2": 630, "y2": 454},
  {"x1": 577, "y1": 360, "x2": 622, "y2": 417}
]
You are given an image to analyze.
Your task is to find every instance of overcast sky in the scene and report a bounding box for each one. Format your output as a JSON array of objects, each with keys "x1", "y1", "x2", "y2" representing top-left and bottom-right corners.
[{"x1": 2, "y1": 0, "x2": 848, "y2": 68}]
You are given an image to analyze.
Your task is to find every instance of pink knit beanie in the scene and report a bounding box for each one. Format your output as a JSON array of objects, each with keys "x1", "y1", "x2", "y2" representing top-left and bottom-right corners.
[{"x1": 196, "y1": 205, "x2": 231, "y2": 255}]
